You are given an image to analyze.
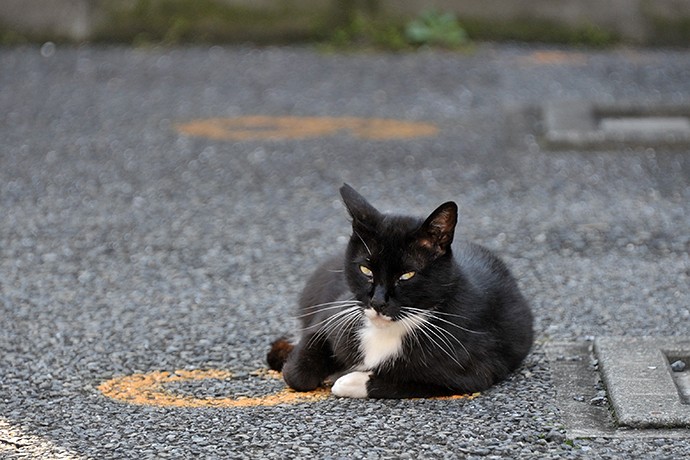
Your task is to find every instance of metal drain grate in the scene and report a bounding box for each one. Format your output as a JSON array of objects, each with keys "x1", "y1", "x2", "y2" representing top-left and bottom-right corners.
[{"x1": 542, "y1": 102, "x2": 690, "y2": 149}]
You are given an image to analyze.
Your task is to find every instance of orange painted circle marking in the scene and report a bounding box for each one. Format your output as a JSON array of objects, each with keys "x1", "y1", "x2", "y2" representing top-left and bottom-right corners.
[
  {"x1": 98, "y1": 369, "x2": 329, "y2": 408},
  {"x1": 175, "y1": 116, "x2": 439, "y2": 141},
  {"x1": 522, "y1": 50, "x2": 588, "y2": 65},
  {"x1": 98, "y1": 368, "x2": 479, "y2": 407}
]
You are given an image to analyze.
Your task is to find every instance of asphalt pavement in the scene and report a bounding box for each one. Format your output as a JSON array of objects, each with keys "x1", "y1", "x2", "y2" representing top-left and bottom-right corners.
[{"x1": 1, "y1": 44, "x2": 689, "y2": 458}]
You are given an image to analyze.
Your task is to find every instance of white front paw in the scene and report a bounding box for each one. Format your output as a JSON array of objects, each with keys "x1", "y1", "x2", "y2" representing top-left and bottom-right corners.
[{"x1": 331, "y1": 371, "x2": 371, "y2": 398}]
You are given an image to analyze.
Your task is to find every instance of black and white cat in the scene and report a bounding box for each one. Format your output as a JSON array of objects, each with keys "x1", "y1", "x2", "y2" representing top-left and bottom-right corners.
[{"x1": 267, "y1": 184, "x2": 533, "y2": 398}]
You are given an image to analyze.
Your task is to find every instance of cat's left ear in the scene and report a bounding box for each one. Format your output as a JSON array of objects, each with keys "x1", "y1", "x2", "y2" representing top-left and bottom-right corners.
[
  {"x1": 416, "y1": 201, "x2": 458, "y2": 256},
  {"x1": 340, "y1": 183, "x2": 382, "y2": 231}
]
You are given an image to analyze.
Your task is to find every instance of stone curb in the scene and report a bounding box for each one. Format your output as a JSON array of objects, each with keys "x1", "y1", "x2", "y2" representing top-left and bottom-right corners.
[
  {"x1": 542, "y1": 101, "x2": 690, "y2": 150},
  {"x1": 595, "y1": 336, "x2": 690, "y2": 429}
]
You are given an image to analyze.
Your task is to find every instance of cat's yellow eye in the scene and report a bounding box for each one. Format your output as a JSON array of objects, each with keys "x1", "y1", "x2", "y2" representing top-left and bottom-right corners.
[
  {"x1": 399, "y1": 271, "x2": 416, "y2": 281},
  {"x1": 359, "y1": 265, "x2": 373, "y2": 277}
]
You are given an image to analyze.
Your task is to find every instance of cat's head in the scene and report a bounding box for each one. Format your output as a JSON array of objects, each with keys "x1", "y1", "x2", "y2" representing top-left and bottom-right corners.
[{"x1": 340, "y1": 184, "x2": 458, "y2": 324}]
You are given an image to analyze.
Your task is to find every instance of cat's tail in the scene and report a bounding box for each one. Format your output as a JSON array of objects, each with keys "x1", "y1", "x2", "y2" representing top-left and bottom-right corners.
[{"x1": 266, "y1": 336, "x2": 295, "y2": 372}]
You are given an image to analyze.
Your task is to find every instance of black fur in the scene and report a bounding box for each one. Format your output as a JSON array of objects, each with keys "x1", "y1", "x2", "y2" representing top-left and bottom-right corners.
[{"x1": 268, "y1": 184, "x2": 533, "y2": 398}]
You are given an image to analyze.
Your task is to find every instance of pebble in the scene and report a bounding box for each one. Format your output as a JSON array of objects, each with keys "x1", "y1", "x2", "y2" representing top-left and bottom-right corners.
[
  {"x1": 545, "y1": 429, "x2": 566, "y2": 443},
  {"x1": 671, "y1": 360, "x2": 686, "y2": 372},
  {"x1": 589, "y1": 395, "x2": 607, "y2": 406}
]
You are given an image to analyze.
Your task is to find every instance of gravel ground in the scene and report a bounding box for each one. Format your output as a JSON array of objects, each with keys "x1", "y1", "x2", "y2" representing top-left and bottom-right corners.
[{"x1": 1, "y1": 44, "x2": 689, "y2": 458}]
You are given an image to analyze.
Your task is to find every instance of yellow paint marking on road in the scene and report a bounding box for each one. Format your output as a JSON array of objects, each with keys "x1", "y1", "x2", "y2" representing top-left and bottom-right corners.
[
  {"x1": 98, "y1": 369, "x2": 329, "y2": 408},
  {"x1": 434, "y1": 393, "x2": 481, "y2": 401},
  {"x1": 175, "y1": 116, "x2": 439, "y2": 141}
]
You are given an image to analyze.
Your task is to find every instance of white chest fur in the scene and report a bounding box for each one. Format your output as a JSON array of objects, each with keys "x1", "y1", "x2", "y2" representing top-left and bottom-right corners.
[{"x1": 357, "y1": 317, "x2": 410, "y2": 370}]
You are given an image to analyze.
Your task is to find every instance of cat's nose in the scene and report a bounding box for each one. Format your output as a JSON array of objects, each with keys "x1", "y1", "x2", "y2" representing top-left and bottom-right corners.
[{"x1": 370, "y1": 285, "x2": 387, "y2": 311}]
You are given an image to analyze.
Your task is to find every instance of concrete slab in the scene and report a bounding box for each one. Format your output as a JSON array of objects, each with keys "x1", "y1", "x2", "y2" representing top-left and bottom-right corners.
[
  {"x1": 600, "y1": 116, "x2": 690, "y2": 134},
  {"x1": 545, "y1": 341, "x2": 616, "y2": 438},
  {"x1": 546, "y1": 341, "x2": 690, "y2": 439},
  {"x1": 595, "y1": 337, "x2": 690, "y2": 429},
  {"x1": 542, "y1": 101, "x2": 690, "y2": 149}
]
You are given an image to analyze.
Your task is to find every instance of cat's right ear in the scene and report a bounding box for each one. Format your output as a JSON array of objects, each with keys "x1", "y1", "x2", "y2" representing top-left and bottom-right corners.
[
  {"x1": 340, "y1": 183, "x2": 381, "y2": 231},
  {"x1": 416, "y1": 201, "x2": 457, "y2": 257}
]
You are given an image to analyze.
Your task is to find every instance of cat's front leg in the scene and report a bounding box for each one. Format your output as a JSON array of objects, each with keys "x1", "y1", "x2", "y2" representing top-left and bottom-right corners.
[
  {"x1": 281, "y1": 334, "x2": 335, "y2": 392},
  {"x1": 331, "y1": 371, "x2": 372, "y2": 398},
  {"x1": 332, "y1": 372, "x2": 458, "y2": 399}
]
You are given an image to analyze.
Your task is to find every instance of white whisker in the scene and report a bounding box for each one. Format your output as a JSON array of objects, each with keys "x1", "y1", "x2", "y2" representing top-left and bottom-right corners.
[
  {"x1": 423, "y1": 319, "x2": 472, "y2": 362},
  {"x1": 398, "y1": 313, "x2": 429, "y2": 360},
  {"x1": 333, "y1": 309, "x2": 364, "y2": 350},
  {"x1": 301, "y1": 299, "x2": 360, "y2": 311},
  {"x1": 353, "y1": 230, "x2": 372, "y2": 256},
  {"x1": 426, "y1": 313, "x2": 483, "y2": 335},
  {"x1": 319, "y1": 309, "x2": 362, "y2": 351},
  {"x1": 412, "y1": 323, "x2": 464, "y2": 369},
  {"x1": 428, "y1": 309, "x2": 471, "y2": 320},
  {"x1": 403, "y1": 306, "x2": 483, "y2": 334},
  {"x1": 304, "y1": 306, "x2": 362, "y2": 349},
  {"x1": 413, "y1": 319, "x2": 467, "y2": 370},
  {"x1": 400, "y1": 306, "x2": 474, "y2": 367},
  {"x1": 296, "y1": 302, "x2": 361, "y2": 318},
  {"x1": 301, "y1": 306, "x2": 358, "y2": 333}
]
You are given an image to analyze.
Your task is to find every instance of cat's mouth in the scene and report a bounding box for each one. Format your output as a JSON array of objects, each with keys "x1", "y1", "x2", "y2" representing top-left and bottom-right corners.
[{"x1": 363, "y1": 308, "x2": 394, "y2": 328}]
